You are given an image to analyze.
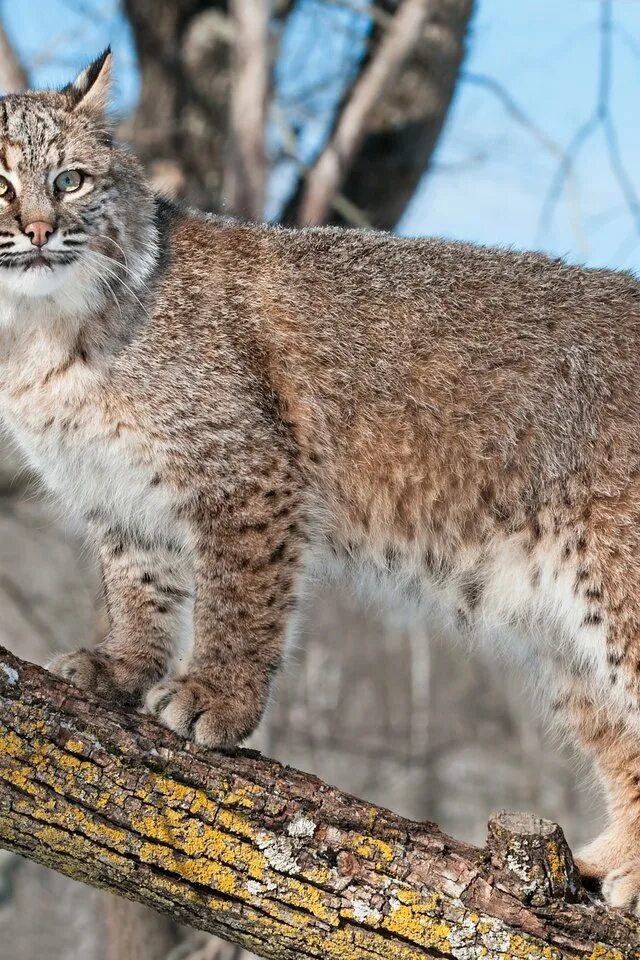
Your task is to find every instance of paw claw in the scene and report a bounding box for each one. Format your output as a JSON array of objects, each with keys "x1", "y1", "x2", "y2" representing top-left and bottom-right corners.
[
  {"x1": 49, "y1": 648, "x2": 104, "y2": 689},
  {"x1": 145, "y1": 677, "x2": 223, "y2": 745}
]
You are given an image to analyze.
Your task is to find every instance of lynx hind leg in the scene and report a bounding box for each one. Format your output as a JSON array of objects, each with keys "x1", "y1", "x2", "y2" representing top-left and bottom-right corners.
[
  {"x1": 50, "y1": 531, "x2": 191, "y2": 707},
  {"x1": 569, "y1": 696, "x2": 640, "y2": 912}
]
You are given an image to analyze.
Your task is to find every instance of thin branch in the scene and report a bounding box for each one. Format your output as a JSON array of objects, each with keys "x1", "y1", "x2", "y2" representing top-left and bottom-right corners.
[
  {"x1": 538, "y1": 0, "x2": 640, "y2": 246},
  {"x1": 461, "y1": 71, "x2": 588, "y2": 251},
  {"x1": 317, "y1": 0, "x2": 393, "y2": 30},
  {"x1": 271, "y1": 100, "x2": 373, "y2": 227},
  {"x1": 463, "y1": 72, "x2": 563, "y2": 161}
]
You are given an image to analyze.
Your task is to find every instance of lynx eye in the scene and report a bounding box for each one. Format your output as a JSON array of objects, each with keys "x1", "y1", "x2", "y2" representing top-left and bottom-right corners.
[
  {"x1": 54, "y1": 169, "x2": 83, "y2": 193},
  {"x1": 0, "y1": 176, "x2": 12, "y2": 198}
]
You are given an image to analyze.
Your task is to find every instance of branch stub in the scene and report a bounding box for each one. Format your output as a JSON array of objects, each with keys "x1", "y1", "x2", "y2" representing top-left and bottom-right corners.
[{"x1": 486, "y1": 810, "x2": 583, "y2": 906}]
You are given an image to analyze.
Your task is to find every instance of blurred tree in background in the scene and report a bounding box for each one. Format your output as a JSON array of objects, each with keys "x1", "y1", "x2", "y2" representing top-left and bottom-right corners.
[
  {"x1": 119, "y1": 0, "x2": 473, "y2": 227},
  {"x1": 0, "y1": 2, "x2": 605, "y2": 959}
]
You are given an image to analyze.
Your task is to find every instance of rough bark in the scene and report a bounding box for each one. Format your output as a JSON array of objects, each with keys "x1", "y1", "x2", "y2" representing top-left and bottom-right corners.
[
  {"x1": 0, "y1": 646, "x2": 637, "y2": 960},
  {"x1": 120, "y1": 0, "x2": 473, "y2": 226}
]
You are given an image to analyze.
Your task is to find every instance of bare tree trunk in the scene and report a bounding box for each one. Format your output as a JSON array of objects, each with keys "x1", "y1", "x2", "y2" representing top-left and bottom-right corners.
[
  {"x1": 299, "y1": 0, "x2": 436, "y2": 226},
  {"x1": 121, "y1": 0, "x2": 473, "y2": 227},
  {"x1": 122, "y1": 0, "x2": 232, "y2": 209}
]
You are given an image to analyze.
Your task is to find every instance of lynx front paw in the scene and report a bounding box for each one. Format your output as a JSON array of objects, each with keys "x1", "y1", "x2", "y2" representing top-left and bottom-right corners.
[
  {"x1": 602, "y1": 861, "x2": 640, "y2": 915},
  {"x1": 48, "y1": 648, "x2": 154, "y2": 707},
  {"x1": 145, "y1": 675, "x2": 262, "y2": 747}
]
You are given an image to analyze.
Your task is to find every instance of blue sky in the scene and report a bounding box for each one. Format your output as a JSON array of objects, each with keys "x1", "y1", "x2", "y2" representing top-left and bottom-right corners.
[
  {"x1": 400, "y1": 0, "x2": 640, "y2": 271},
  {"x1": 5, "y1": 0, "x2": 640, "y2": 271}
]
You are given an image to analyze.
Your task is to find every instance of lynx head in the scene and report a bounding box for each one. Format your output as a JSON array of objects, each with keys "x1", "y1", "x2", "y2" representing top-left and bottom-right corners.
[{"x1": 0, "y1": 50, "x2": 156, "y2": 309}]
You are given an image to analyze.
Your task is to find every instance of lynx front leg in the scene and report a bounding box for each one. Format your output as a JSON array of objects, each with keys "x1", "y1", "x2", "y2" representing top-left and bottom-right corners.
[
  {"x1": 50, "y1": 527, "x2": 191, "y2": 706},
  {"x1": 146, "y1": 472, "x2": 303, "y2": 747}
]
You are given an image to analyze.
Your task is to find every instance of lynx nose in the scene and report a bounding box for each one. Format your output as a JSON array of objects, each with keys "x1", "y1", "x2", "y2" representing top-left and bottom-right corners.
[{"x1": 24, "y1": 220, "x2": 55, "y2": 247}]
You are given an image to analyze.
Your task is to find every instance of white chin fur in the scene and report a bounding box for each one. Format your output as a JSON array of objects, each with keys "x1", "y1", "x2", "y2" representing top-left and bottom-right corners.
[
  {"x1": 0, "y1": 262, "x2": 77, "y2": 298},
  {"x1": 0, "y1": 260, "x2": 105, "y2": 323}
]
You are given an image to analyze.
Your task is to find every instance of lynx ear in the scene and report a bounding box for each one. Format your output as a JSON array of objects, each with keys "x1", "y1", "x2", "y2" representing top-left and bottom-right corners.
[{"x1": 63, "y1": 48, "x2": 112, "y2": 114}]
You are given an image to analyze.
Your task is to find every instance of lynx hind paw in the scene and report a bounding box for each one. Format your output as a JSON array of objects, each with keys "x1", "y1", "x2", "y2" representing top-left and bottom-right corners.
[
  {"x1": 602, "y1": 862, "x2": 640, "y2": 915},
  {"x1": 48, "y1": 648, "x2": 148, "y2": 706},
  {"x1": 145, "y1": 676, "x2": 252, "y2": 748}
]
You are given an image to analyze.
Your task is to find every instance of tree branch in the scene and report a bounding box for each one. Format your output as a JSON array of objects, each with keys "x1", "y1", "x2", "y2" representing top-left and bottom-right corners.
[
  {"x1": 224, "y1": 0, "x2": 270, "y2": 220},
  {"x1": 299, "y1": 0, "x2": 433, "y2": 226},
  {"x1": 0, "y1": 21, "x2": 28, "y2": 93},
  {"x1": 295, "y1": 0, "x2": 474, "y2": 229},
  {"x1": 1, "y1": 647, "x2": 639, "y2": 959}
]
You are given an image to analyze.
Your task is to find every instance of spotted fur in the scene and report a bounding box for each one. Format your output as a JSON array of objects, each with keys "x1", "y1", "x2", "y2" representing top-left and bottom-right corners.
[{"x1": 3, "y1": 53, "x2": 640, "y2": 911}]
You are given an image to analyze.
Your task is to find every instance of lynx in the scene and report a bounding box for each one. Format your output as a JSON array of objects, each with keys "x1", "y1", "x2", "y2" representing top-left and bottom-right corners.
[{"x1": 2, "y1": 50, "x2": 640, "y2": 911}]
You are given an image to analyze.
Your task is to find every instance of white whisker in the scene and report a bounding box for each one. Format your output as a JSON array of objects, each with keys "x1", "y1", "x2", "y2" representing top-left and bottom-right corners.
[
  {"x1": 93, "y1": 233, "x2": 131, "y2": 270},
  {"x1": 84, "y1": 251, "x2": 146, "y2": 312},
  {"x1": 87, "y1": 245, "x2": 152, "y2": 294}
]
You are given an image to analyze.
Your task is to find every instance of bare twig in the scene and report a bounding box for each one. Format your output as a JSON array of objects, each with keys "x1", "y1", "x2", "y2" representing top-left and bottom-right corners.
[
  {"x1": 317, "y1": 0, "x2": 393, "y2": 31},
  {"x1": 464, "y1": 71, "x2": 587, "y2": 252},
  {"x1": 463, "y1": 72, "x2": 563, "y2": 161},
  {"x1": 271, "y1": 100, "x2": 373, "y2": 227},
  {"x1": 538, "y1": 0, "x2": 640, "y2": 246}
]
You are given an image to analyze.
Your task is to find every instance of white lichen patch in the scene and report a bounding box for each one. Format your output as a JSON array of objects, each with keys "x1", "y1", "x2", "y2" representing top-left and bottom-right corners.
[
  {"x1": 352, "y1": 898, "x2": 383, "y2": 924},
  {"x1": 286, "y1": 811, "x2": 316, "y2": 839},
  {"x1": 246, "y1": 880, "x2": 264, "y2": 897},
  {"x1": 505, "y1": 850, "x2": 539, "y2": 898},
  {"x1": 0, "y1": 664, "x2": 18, "y2": 686},
  {"x1": 256, "y1": 834, "x2": 300, "y2": 874},
  {"x1": 448, "y1": 914, "x2": 492, "y2": 957}
]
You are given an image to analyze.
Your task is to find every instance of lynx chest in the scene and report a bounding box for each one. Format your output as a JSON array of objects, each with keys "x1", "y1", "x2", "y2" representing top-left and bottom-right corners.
[{"x1": 0, "y1": 356, "x2": 182, "y2": 542}]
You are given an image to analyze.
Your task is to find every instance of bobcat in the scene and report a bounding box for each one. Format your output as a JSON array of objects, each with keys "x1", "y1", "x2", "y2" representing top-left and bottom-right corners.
[{"x1": 2, "y1": 50, "x2": 640, "y2": 911}]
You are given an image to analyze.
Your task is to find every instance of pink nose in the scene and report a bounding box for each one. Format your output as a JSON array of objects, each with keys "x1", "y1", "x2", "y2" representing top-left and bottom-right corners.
[{"x1": 24, "y1": 221, "x2": 55, "y2": 247}]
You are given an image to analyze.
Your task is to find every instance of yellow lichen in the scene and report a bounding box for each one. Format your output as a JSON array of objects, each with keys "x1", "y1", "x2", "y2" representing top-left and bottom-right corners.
[
  {"x1": 586, "y1": 947, "x2": 629, "y2": 960},
  {"x1": 353, "y1": 835, "x2": 394, "y2": 863},
  {"x1": 544, "y1": 839, "x2": 565, "y2": 886}
]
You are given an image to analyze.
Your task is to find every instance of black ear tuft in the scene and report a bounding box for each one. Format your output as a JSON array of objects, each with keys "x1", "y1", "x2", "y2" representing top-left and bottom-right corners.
[{"x1": 63, "y1": 48, "x2": 112, "y2": 114}]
